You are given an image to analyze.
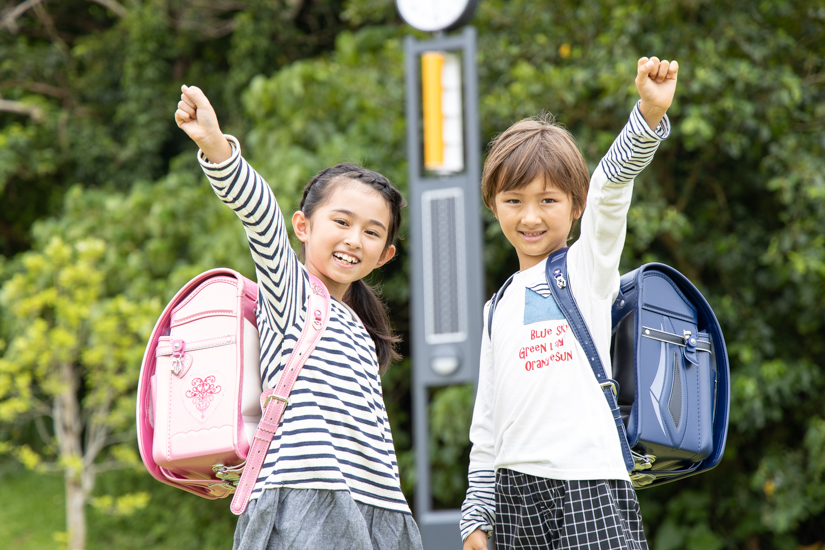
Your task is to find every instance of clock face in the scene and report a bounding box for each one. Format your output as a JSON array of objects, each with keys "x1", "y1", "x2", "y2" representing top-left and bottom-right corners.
[{"x1": 396, "y1": 0, "x2": 479, "y2": 32}]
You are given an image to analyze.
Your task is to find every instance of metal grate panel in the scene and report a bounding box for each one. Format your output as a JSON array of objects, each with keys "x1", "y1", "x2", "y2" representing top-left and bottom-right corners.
[{"x1": 421, "y1": 188, "x2": 467, "y2": 344}]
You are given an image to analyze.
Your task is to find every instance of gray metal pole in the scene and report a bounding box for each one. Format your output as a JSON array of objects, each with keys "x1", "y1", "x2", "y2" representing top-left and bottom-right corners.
[{"x1": 405, "y1": 26, "x2": 485, "y2": 550}]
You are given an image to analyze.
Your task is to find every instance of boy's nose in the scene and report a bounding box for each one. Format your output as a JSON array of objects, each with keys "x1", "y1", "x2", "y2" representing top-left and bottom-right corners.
[{"x1": 521, "y1": 204, "x2": 542, "y2": 225}]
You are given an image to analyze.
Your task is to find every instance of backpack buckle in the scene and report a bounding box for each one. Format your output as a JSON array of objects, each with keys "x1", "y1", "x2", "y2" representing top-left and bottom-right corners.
[
  {"x1": 632, "y1": 452, "x2": 656, "y2": 470},
  {"x1": 552, "y1": 268, "x2": 567, "y2": 289},
  {"x1": 263, "y1": 394, "x2": 289, "y2": 409}
]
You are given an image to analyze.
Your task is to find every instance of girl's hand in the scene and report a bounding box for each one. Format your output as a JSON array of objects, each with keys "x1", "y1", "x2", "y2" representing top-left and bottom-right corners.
[
  {"x1": 174, "y1": 85, "x2": 233, "y2": 163},
  {"x1": 635, "y1": 57, "x2": 679, "y2": 130},
  {"x1": 463, "y1": 529, "x2": 489, "y2": 550}
]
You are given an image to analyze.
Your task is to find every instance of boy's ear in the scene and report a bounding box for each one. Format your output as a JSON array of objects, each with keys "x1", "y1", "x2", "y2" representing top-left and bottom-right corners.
[
  {"x1": 573, "y1": 199, "x2": 587, "y2": 220},
  {"x1": 292, "y1": 211, "x2": 311, "y2": 243},
  {"x1": 376, "y1": 244, "x2": 396, "y2": 268}
]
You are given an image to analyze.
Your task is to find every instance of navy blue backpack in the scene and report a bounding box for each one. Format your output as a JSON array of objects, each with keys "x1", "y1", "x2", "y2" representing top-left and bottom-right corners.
[{"x1": 488, "y1": 248, "x2": 730, "y2": 488}]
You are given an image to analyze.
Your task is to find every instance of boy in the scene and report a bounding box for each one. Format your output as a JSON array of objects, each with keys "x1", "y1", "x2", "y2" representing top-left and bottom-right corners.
[{"x1": 461, "y1": 57, "x2": 679, "y2": 550}]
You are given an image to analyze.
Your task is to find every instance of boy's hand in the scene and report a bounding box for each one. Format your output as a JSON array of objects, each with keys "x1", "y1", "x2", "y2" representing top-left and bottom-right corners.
[
  {"x1": 463, "y1": 529, "x2": 489, "y2": 550},
  {"x1": 635, "y1": 57, "x2": 679, "y2": 131},
  {"x1": 175, "y1": 85, "x2": 233, "y2": 163}
]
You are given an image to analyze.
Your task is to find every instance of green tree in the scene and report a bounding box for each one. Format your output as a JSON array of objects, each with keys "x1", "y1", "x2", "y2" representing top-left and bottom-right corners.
[
  {"x1": 0, "y1": 236, "x2": 157, "y2": 550},
  {"x1": 0, "y1": 0, "x2": 350, "y2": 257},
  {"x1": 0, "y1": 158, "x2": 252, "y2": 549}
]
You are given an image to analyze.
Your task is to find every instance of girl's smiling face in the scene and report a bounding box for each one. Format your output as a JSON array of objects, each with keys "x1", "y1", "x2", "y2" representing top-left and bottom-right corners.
[{"x1": 293, "y1": 180, "x2": 396, "y2": 300}]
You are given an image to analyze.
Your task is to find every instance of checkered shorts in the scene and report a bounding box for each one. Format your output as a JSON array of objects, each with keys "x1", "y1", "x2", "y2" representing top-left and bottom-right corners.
[{"x1": 494, "y1": 469, "x2": 648, "y2": 550}]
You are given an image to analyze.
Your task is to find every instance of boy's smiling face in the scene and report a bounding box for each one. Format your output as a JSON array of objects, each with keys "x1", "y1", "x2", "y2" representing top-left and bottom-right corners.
[{"x1": 492, "y1": 176, "x2": 582, "y2": 272}]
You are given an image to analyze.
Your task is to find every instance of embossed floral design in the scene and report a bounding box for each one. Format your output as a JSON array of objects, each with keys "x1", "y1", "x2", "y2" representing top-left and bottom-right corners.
[{"x1": 185, "y1": 376, "x2": 222, "y2": 419}]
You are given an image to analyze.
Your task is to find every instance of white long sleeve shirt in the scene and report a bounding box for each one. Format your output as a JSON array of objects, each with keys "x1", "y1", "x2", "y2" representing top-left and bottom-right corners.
[{"x1": 461, "y1": 103, "x2": 670, "y2": 539}]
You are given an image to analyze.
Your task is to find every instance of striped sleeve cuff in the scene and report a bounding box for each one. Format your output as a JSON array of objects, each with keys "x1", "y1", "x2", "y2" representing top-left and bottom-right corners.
[
  {"x1": 197, "y1": 134, "x2": 242, "y2": 186},
  {"x1": 460, "y1": 469, "x2": 496, "y2": 541},
  {"x1": 598, "y1": 101, "x2": 670, "y2": 185}
]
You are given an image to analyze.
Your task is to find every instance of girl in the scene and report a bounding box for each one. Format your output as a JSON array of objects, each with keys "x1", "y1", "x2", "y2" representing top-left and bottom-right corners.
[{"x1": 175, "y1": 85, "x2": 423, "y2": 550}]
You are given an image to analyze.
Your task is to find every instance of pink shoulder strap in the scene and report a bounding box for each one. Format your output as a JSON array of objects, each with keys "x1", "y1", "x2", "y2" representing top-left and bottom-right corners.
[{"x1": 230, "y1": 273, "x2": 331, "y2": 515}]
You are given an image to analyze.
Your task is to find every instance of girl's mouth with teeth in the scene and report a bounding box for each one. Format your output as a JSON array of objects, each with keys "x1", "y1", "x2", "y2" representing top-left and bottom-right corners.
[{"x1": 333, "y1": 252, "x2": 360, "y2": 265}]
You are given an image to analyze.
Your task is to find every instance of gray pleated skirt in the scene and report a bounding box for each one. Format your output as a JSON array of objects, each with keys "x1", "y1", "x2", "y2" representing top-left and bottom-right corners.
[{"x1": 233, "y1": 488, "x2": 423, "y2": 550}]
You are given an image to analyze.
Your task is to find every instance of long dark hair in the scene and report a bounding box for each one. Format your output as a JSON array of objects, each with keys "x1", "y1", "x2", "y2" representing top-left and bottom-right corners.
[{"x1": 299, "y1": 163, "x2": 405, "y2": 372}]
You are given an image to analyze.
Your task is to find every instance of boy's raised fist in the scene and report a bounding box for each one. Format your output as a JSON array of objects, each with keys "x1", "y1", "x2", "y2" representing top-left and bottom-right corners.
[{"x1": 635, "y1": 56, "x2": 679, "y2": 130}]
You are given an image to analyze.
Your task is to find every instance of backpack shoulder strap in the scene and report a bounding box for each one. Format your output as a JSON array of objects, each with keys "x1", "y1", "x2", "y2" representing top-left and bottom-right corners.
[
  {"x1": 544, "y1": 248, "x2": 636, "y2": 475},
  {"x1": 486, "y1": 273, "x2": 516, "y2": 339},
  {"x1": 230, "y1": 273, "x2": 331, "y2": 515}
]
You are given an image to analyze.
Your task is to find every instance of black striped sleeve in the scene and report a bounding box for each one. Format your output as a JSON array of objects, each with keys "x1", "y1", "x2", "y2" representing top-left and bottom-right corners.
[
  {"x1": 598, "y1": 101, "x2": 671, "y2": 185},
  {"x1": 198, "y1": 136, "x2": 306, "y2": 332},
  {"x1": 460, "y1": 469, "x2": 496, "y2": 540}
]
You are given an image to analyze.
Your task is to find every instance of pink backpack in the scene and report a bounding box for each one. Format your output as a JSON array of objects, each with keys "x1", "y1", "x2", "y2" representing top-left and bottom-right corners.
[{"x1": 136, "y1": 268, "x2": 330, "y2": 514}]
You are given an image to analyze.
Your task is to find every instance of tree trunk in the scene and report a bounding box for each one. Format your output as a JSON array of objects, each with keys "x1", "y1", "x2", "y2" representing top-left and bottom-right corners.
[
  {"x1": 54, "y1": 361, "x2": 89, "y2": 550},
  {"x1": 65, "y1": 475, "x2": 87, "y2": 550}
]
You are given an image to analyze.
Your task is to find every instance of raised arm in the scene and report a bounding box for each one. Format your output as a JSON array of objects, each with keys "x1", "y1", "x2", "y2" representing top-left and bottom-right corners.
[
  {"x1": 176, "y1": 85, "x2": 307, "y2": 333},
  {"x1": 573, "y1": 58, "x2": 678, "y2": 297}
]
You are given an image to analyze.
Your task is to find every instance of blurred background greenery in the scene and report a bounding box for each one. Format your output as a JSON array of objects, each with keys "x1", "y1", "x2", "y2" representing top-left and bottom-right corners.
[{"x1": 1, "y1": 0, "x2": 823, "y2": 548}]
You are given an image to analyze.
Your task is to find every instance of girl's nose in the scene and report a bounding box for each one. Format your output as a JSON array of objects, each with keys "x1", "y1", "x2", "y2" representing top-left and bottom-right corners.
[{"x1": 343, "y1": 230, "x2": 361, "y2": 249}]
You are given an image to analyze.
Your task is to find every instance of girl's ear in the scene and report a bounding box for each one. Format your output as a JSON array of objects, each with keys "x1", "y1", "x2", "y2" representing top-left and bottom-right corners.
[
  {"x1": 375, "y1": 244, "x2": 396, "y2": 268},
  {"x1": 292, "y1": 211, "x2": 311, "y2": 243}
]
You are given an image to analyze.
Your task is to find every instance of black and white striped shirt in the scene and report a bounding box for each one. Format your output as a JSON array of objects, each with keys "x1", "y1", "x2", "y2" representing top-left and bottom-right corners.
[{"x1": 199, "y1": 137, "x2": 411, "y2": 514}]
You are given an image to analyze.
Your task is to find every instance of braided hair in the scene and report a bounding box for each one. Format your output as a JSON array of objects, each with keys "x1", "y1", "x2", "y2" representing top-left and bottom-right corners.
[{"x1": 299, "y1": 163, "x2": 405, "y2": 372}]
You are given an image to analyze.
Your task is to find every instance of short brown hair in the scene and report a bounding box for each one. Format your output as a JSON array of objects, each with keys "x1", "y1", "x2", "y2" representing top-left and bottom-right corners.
[{"x1": 481, "y1": 114, "x2": 589, "y2": 224}]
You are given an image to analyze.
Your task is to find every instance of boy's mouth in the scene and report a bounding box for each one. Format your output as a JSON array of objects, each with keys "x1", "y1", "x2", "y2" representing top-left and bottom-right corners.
[
  {"x1": 333, "y1": 252, "x2": 360, "y2": 265},
  {"x1": 519, "y1": 230, "x2": 546, "y2": 241}
]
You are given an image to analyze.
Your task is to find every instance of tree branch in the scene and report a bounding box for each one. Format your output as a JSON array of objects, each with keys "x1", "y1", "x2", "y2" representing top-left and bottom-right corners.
[
  {"x1": 803, "y1": 73, "x2": 825, "y2": 85},
  {"x1": 87, "y1": 0, "x2": 128, "y2": 18},
  {"x1": 0, "y1": 0, "x2": 48, "y2": 33},
  {"x1": 34, "y1": 416, "x2": 58, "y2": 455},
  {"x1": 0, "y1": 98, "x2": 44, "y2": 121},
  {"x1": 1, "y1": 80, "x2": 70, "y2": 100},
  {"x1": 84, "y1": 412, "x2": 112, "y2": 467},
  {"x1": 33, "y1": 1, "x2": 69, "y2": 59}
]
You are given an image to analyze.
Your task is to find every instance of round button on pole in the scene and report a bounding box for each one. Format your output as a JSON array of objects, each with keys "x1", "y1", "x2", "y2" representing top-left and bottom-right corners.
[{"x1": 431, "y1": 356, "x2": 460, "y2": 376}]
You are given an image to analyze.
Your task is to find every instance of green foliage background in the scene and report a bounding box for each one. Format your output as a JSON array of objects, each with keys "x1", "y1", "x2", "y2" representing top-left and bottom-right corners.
[{"x1": 1, "y1": 0, "x2": 824, "y2": 548}]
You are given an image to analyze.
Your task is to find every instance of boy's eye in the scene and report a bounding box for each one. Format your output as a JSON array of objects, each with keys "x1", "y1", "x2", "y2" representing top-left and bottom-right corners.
[
  {"x1": 505, "y1": 199, "x2": 520, "y2": 204},
  {"x1": 542, "y1": 198, "x2": 557, "y2": 204}
]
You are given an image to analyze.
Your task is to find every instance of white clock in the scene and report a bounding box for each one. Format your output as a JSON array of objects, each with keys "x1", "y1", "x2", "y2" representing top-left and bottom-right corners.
[{"x1": 396, "y1": 0, "x2": 480, "y2": 33}]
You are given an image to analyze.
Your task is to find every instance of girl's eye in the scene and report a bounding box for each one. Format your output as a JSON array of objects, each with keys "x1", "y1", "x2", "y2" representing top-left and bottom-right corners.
[
  {"x1": 366, "y1": 230, "x2": 380, "y2": 237},
  {"x1": 335, "y1": 219, "x2": 348, "y2": 226}
]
